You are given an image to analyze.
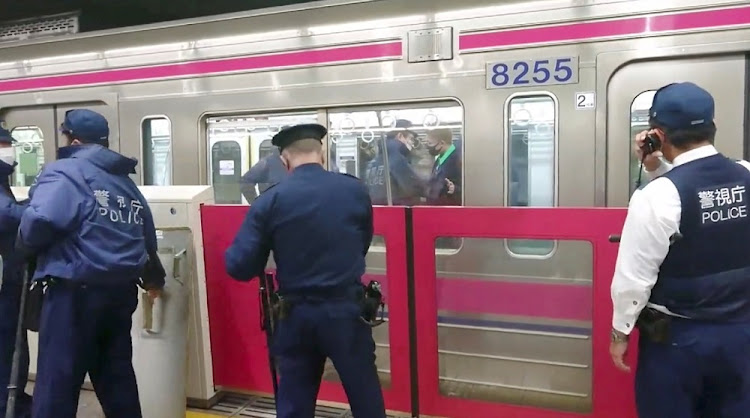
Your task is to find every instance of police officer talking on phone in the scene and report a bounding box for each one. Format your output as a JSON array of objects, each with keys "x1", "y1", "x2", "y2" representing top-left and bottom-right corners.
[
  {"x1": 610, "y1": 82, "x2": 750, "y2": 417},
  {"x1": 225, "y1": 124, "x2": 386, "y2": 418}
]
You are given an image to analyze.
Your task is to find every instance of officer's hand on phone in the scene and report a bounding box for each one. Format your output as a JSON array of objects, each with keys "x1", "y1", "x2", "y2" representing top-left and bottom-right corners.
[{"x1": 634, "y1": 130, "x2": 663, "y2": 172}]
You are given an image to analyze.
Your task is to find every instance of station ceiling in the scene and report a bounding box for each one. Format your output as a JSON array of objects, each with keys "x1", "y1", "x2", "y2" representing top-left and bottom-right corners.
[{"x1": 2, "y1": 0, "x2": 318, "y2": 31}]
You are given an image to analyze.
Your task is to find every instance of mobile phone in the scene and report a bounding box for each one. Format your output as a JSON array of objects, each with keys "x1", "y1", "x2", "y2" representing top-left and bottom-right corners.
[{"x1": 641, "y1": 134, "x2": 662, "y2": 155}]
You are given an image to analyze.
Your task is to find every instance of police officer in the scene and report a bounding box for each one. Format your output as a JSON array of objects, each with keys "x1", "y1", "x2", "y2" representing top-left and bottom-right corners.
[
  {"x1": 0, "y1": 126, "x2": 32, "y2": 418},
  {"x1": 610, "y1": 82, "x2": 750, "y2": 417},
  {"x1": 364, "y1": 119, "x2": 423, "y2": 205},
  {"x1": 17, "y1": 109, "x2": 166, "y2": 418},
  {"x1": 225, "y1": 124, "x2": 386, "y2": 418},
  {"x1": 240, "y1": 144, "x2": 287, "y2": 203}
]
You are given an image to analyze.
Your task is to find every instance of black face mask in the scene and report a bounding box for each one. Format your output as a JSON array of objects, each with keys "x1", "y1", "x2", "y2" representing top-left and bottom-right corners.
[{"x1": 427, "y1": 144, "x2": 440, "y2": 156}]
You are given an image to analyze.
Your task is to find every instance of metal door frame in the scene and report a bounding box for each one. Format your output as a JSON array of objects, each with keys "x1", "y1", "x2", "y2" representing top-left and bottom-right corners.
[{"x1": 595, "y1": 40, "x2": 750, "y2": 207}]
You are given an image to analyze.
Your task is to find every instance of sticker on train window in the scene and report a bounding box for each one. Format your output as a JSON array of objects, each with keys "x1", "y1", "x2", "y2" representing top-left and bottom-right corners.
[{"x1": 485, "y1": 57, "x2": 579, "y2": 89}]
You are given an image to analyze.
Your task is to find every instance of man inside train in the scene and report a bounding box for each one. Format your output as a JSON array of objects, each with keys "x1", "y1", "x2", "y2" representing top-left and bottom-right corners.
[
  {"x1": 16, "y1": 109, "x2": 166, "y2": 418},
  {"x1": 0, "y1": 125, "x2": 32, "y2": 418},
  {"x1": 424, "y1": 127, "x2": 461, "y2": 206},
  {"x1": 364, "y1": 119, "x2": 424, "y2": 205},
  {"x1": 240, "y1": 144, "x2": 288, "y2": 203},
  {"x1": 610, "y1": 82, "x2": 750, "y2": 417}
]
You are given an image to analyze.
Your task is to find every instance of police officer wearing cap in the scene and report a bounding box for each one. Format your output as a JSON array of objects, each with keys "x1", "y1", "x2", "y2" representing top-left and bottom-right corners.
[
  {"x1": 225, "y1": 124, "x2": 386, "y2": 418},
  {"x1": 610, "y1": 82, "x2": 750, "y2": 417},
  {"x1": 0, "y1": 125, "x2": 32, "y2": 418},
  {"x1": 365, "y1": 119, "x2": 424, "y2": 205},
  {"x1": 17, "y1": 109, "x2": 166, "y2": 418}
]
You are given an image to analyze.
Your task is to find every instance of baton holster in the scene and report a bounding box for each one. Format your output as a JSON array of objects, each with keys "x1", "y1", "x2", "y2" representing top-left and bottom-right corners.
[
  {"x1": 22, "y1": 281, "x2": 43, "y2": 332},
  {"x1": 636, "y1": 307, "x2": 672, "y2": 344},
  {"x1": 22, "y1": 260, "x2": 43, "y2": 333}
]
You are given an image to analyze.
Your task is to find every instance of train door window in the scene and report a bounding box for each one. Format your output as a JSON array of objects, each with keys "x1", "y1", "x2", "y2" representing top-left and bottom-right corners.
[
  {"x1": 328, "y1": 101, "x2": 464, "y2": 250},
  {"x1": 258, "y1": 139, "x2": 275, "y2": 160},
  {"x1": 206, "y1": 113, "x2": 318, "y2": 204},
  {"x1": 629, "y1": 90, "x2": 657, "y2": 195},
  {"x1": 141, "y1": 117, "x2": 173, "y2": 186},
  {"x1": 10, "y1": 126, "x2": 45, "y2": 187},
  {"x1": 505, "y1": 94, "x2": 557, "y2": 257}
]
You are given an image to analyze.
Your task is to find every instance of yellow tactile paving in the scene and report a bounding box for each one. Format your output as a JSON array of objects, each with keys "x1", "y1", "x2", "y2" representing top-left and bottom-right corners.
[{"x1": 186, "y1": 411, "x2": 227, "y2": 418}]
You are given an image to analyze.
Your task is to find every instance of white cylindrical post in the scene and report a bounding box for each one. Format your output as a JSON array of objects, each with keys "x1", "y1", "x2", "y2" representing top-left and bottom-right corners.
[{"x1": 132, "y1": 248, "x2": 189, "y2": 418}]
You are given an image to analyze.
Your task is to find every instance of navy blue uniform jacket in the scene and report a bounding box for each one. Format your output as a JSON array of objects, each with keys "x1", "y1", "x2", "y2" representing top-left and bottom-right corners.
[
  {"x1": 0, "y1": 161, "x2": 27, "y2": 284},
  {"x1": 365, "y1": 138, "x2": 423, "y2": 206},
  {"x1": 225, "y1": 163, "x2": 373, "y2": 295},
  {"x1": 240, "y1": 150, "x2": 288, "y2": 202},
  {"x1": 18, "y1": 145, "x2": 165, "y2": 288}
]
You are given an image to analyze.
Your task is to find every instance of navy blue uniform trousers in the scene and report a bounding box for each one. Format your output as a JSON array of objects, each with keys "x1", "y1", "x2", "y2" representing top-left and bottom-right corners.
[
  {"x1": 0, "y1": 281, "x2": 31, "y2": 418},
  {"x1": 272, "y1": 300, "x2": 385, "y2": 418},
  {"x1": 636, "y1": 319, "x2": 750, "y2": 418},
  {"x1": 32, "y1": 282, "x2": 141, "y2": 418}
]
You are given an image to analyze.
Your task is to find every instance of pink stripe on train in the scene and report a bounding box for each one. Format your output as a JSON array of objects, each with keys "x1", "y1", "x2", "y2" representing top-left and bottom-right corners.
[
  {"x1": 363, "y1": 273, "x2": 590, "y2": 322},
  {"x1": 1, "y1": 5, "x2": 746, "y2": 94},
  {"x1": 460, "y1": 5, "x2": 750, "y2": 51},
  {"x1": 0, "y1": 41, "x2": 402, "y2": 94}
]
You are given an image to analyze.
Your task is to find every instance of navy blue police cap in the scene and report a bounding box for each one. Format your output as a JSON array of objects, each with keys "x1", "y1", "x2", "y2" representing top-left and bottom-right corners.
[
  {"x1": 60, "y1": 109, "x2": 110, "y2": 146},
  {"x1": 271, "y1": 123, "x2": 327, "y2": 151},
  {"x1": 393, "y1": 119, "x2": 417, "y2": 137},
  {"x1": 649, "y1": 82, "x2": 714, "y2": 131},
  {"x1": 0, "y1": 121, "x2": 14, "y2": 145}
]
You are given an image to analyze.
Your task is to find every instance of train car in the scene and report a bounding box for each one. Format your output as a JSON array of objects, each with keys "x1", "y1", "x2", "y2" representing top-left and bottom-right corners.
[{"x1": 3, "y1": 0, "x2": 750, "y2": 416}]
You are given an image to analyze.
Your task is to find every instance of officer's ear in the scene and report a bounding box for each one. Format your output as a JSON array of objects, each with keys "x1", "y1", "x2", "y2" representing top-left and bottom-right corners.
[{"x1": 62, "y1": 132, "x2": 80, "y2": 146}]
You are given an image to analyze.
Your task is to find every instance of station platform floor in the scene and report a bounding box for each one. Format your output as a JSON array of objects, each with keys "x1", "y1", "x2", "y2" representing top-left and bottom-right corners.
[{"x1": 25, "y1": 382, "x2": 397, "y2": 417}]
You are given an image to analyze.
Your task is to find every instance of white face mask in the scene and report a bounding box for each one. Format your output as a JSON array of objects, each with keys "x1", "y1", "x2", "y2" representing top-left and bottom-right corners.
[{"x1": 0, "y1": 147, "x2": 15, "y2": 166}]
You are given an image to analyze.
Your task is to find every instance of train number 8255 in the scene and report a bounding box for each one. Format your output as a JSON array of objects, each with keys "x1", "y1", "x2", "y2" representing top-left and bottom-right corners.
[{"x1": 486, "y1": 56, "x2": 579, "y2": 89}]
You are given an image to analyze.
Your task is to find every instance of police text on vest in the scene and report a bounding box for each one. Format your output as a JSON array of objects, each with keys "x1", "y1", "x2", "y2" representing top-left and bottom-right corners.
[
  {"x1": 94, "y1": 189, "x2": 144, "y2": 225},
  {"x1": 699, "y1": 184, "x2": 747, "y2": 225}
]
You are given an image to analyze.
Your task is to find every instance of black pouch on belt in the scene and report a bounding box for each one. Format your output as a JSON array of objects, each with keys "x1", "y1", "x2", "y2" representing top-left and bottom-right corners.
[{"x1": 636, "y1": 307, "x2": 672, "y2": 344}]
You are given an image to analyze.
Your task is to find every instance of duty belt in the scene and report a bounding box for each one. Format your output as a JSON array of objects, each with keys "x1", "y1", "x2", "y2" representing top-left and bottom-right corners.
[{"x1": 273, "y1": 281, "x2": 385, "y2": 327}]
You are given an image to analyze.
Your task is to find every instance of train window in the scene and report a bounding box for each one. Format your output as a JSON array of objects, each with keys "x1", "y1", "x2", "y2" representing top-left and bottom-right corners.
[
  {"x1": 505, "y1": 94, "x2": 557, "y2": 257},
  {"x1": 328, "y1": 101, "x2": 463, "y2": 251},
  {"x1": 206, "y1": 113, "x2": 318, "y2": 204},
  {"x1": 141, "y1": 117, "x2": 173, "y2": 186},
  {"x1": 10, "y1": 126, "x2": 45, "y2": 187},
  {"x1": 630, "y1": 90, "x2": 657, "y2": 195}
]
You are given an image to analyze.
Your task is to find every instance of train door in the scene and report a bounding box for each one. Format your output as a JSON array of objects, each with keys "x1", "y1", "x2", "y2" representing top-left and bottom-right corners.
[
  {"x1": 0, "y1": 106, "x2": 55, "y2": 187},
  {"x1": 606, "y1": 55, "x2": 747, "y2": 206}
]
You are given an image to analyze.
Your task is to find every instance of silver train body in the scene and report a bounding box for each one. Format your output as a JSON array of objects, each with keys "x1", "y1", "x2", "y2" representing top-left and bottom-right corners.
[{"x1": 2, "y1": 0, "x2": 750, "y2": 413}]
